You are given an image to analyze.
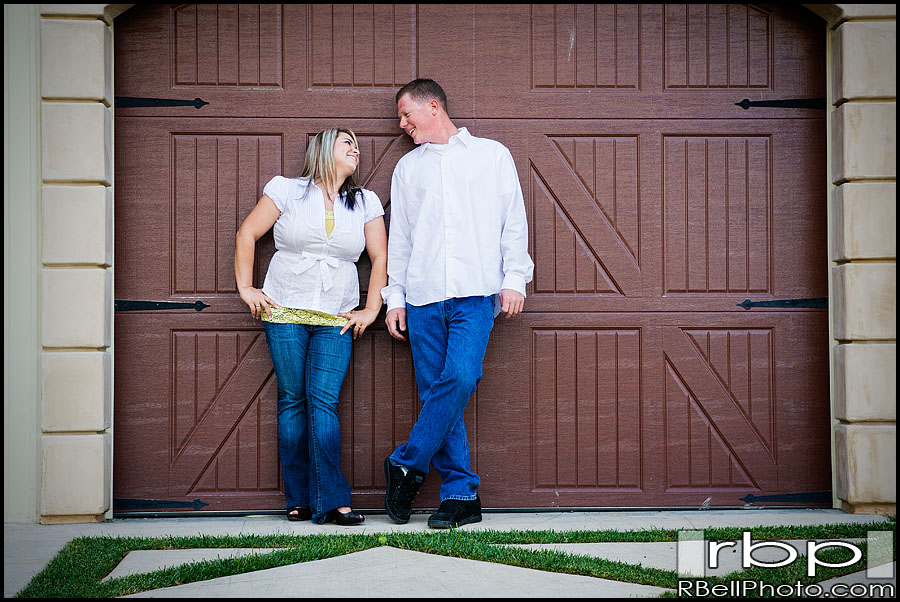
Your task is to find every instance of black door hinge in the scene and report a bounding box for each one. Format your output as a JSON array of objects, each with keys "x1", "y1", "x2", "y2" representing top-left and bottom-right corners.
[
  {"x1": 114, "y1": 498, "x2": 210, "y2": 511},
  {"x1": 741, "y1": 491, "x2": 832, "y2": 505},
  {"x1": 737, "y1": 297, "x2": 827, "y2": 310},
  {"x1": 115, "y1": 96, "x2": 209, "y2": 109},
  {"x1": 736, "y1": 98, "x2": 825, "y2": 110},
  {"x1": 115, "y1": 300, "x2": 210, "y2": 311}
]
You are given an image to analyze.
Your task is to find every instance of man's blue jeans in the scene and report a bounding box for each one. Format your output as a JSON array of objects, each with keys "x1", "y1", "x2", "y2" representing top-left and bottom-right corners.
[
  {"x1": 264, "y1": 322, "x2": 352, "y2": 524},
  {"x1": 390, "y1": 295, "x2": 495, "y2": 501}
]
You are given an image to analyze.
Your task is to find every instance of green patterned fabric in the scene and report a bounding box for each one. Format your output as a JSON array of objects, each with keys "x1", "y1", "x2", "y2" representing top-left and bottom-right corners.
[{"x1": 261, "y1": 306, "x2": 348, "y2": 327}]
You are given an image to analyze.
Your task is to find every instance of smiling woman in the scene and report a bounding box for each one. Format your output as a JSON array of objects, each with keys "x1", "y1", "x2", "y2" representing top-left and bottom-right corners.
[
  {"x1": 233, "y1": 127, "x2": 388, "y2": 526},
  {"x1": 299, "y1": 129, "x2": 362, "y2": 213}
]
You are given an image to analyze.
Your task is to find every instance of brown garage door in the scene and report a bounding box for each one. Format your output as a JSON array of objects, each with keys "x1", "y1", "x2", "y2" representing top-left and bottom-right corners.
[{"x1": 113, "y1": 4, "x2": 829, "y2": 513}]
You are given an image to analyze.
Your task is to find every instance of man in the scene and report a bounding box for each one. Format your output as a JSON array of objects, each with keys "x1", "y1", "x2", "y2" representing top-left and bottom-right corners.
[{"x1": 381, "y1": 79, "x2": 534, "y2": 528}]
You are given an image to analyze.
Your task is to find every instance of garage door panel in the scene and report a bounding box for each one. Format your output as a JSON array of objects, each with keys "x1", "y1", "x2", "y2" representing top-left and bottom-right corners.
[
  {"x1": 114, "y1": 314, "x2": 284, "y2": 510},
  {"x1": 115, "y1": 4, "x2": 473, "y2": 119},
  {"x1": 457, "y1": 316, "x2": 533, "y2": 507},
  {"x1": 550, "y1": 135, "x2": 641, "y2": 265},
  {"x1": 482, "y1": 118, "x2": 826, "y2": 306},
  {"x1": 345, "y1": 329, "x2": 481, "y2": 509},
  {"x1": 114, "y1": 317, "x2": 178, "y2": 501},
  {"x1": 492, "y1": 128, "x2": 645, "y2": 298},
  {"x1": 169, "y1": 330, "x2": 275, "y2": 492},
  {"x1": 532, "y1": 327, "x2": 643, "y2": 490},
  {"x1": 488, "y1": 313, "x2": 647, "y2": 508},
  {"x1": 475, "y1": 3, "x2": 824, "y2": 119},
  {"x1": 663, "y1": 135, "x2": 773, "y2": 295},
  {"x1": 116, "y1": 117, "x2": 416, "y2": 307},
  {"x1": 115, "y1": 313, "x2": 427, "y2": 510},
  {"x1": 116, "y1": 4, "x2": 828, "y2": 511},
  {"x1": 660, "y1": 121, "x2": 827, "y2": 299},
  {"x1": 663, "y1": 327, "x2": 776, "y2": 490},
  {"x1": 341, "y1": 330, "x2": 421, "y2": 496},
  {"x1": 663, "y1": 312, "x2": 830, "y2": 496},
  {"x1": 664, "y1": 4, "x2": 773, "y2": 90}
]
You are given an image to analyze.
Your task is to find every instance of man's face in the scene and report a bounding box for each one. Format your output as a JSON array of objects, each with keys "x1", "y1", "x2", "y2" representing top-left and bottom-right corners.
[{"x1": 397, "y1": 94, "x2": 434, "y2": 145}]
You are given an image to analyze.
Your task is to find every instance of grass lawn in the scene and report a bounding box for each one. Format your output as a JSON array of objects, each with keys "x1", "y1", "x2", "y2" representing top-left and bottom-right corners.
[{"x1": 16, "y1": 519, "x2": 895, "y2": 598}]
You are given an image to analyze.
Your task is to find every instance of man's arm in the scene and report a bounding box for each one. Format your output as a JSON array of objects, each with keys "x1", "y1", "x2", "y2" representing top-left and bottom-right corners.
[
  {"x1": 382, "y1": 168, "x2": 412, "y2": 339},
  {"x1": 497, "y1": 147, "x2": 534, "y2": 318}
]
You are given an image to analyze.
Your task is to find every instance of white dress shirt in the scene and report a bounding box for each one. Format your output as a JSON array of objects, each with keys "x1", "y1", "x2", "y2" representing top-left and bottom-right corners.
[
  {"x1": 261, "y1": 176, "x2": 384, "y2": 314},
  {"x1": 381, "y1": 127, "x2": 534, "y2": 313}
]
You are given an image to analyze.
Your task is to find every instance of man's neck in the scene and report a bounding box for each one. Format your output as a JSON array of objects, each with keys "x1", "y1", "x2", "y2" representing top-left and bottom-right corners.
[{"x1": 425, "y1": 120, "x2": 460, "y2": 145}]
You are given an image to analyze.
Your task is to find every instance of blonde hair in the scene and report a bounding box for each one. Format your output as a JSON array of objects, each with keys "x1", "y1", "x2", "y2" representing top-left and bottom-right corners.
[{"x1": 300, "y1": 128, "x2": 362, "y2": 210}]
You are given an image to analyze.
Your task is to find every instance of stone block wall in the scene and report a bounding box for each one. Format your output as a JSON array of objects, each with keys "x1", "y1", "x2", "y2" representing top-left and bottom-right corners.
[
  {"x1": 828, "y1": 5, "x2": 897, "y2": 514},
  {"x1": 37, "y1": 5, "x2": 118, "y2": 523}
]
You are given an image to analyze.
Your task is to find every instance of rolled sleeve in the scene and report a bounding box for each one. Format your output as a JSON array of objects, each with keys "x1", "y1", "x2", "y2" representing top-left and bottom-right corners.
[
  {"x1": 382, "y1": 169, "x2": 412, "y2": 309},
  {"x1": 498, "y1": 148, "x2": 534, "y2": 296},
  {"x1": 380, "y1": 285, "x2": 407, "y2": 311},
  {"x1": 500, "y1": 273, "x2": 528, "y2": 297}
]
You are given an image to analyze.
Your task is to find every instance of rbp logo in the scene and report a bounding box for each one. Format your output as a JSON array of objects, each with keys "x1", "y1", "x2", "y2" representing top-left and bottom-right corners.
[{"x1": 677, "y1": 530, "x2": 893, "y2": 578}]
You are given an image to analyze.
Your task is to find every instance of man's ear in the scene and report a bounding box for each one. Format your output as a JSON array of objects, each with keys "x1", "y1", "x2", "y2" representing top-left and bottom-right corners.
[{"x1": 430, "y1": 99, "x2": 440, "y2": 114}]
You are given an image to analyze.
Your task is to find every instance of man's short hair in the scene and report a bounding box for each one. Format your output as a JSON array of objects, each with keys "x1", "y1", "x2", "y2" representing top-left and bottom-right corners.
[{"x1": 396, "y1": 78, "x2": 448, "y2": 113}]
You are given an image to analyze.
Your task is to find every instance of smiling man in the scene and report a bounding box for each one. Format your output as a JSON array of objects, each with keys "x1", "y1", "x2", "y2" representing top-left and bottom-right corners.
[{"x1": 381, "y1": 79, "x2": 534, "y2": 528}]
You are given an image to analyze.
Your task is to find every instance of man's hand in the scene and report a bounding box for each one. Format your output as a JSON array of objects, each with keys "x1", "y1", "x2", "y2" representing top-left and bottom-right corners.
[
  {"x1": 499, "y1": 289, "x2": 525, "y2": 319},
  {"x1": 385, "y1": 307, "x2": 407, "y2": 340}
]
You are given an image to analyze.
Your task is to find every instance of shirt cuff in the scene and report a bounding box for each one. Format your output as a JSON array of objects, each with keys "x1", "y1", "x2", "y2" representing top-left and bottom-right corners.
[
  {"x1": 500, "y1": 274, "x2": 527, "y2": 297},
  {"x1": 381, "y1": 285, "x2": 406, "y2": 311}
]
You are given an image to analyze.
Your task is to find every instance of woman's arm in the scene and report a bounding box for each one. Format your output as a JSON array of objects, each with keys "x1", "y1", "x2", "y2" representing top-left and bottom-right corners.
[
  {"x1": 339, "y1": 216, "x2": 387, "y2": 338},
  {"x1": 235, "y1": 194, "x2": 281, "y2": 318}
]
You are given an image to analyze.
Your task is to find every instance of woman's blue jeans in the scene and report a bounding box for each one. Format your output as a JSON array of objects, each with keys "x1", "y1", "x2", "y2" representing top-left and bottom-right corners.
[
  {"x1": 264, "y1": 322, "x2": 352, "y2": 524},
  {"x1": 390, "y1": 295, "x2": 495, "y2": 501}
]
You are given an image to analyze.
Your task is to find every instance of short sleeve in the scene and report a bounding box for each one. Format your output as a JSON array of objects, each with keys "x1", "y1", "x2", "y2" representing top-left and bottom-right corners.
[
  {"x1": 262, "y1": 175, "x2": 290, "y2": 212},
  {"x1": 362, "y1": 189, "x2": 385, "y2": 223}
]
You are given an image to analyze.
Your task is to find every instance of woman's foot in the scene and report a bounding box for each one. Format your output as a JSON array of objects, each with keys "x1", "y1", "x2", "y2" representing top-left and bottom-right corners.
[
  {"x1": 287, "y1": 506, "x2": 311, "y2": 521},
  {"x1": 325, "y1": 507, "x2": 365, "y2": 526}
]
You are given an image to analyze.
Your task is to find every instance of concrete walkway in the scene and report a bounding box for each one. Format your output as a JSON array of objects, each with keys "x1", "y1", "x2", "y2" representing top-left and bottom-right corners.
[{"x1": 5, "y1": 509, "x2": 894, "y2": 598}]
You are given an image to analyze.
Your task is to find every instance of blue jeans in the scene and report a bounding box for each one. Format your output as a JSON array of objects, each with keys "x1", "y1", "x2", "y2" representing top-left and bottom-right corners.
[
  {"x1": 264, "y1": 322, "x2": 352, "y2": 524},
  {"x1": 390, "y1": 295, "x2": 495, "y2": 501}
]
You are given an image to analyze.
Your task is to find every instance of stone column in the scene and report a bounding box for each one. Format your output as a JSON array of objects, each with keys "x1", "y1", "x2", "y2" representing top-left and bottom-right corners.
[
  {"x1": 828, "y1": 5, "x2": 896, "y2": 514},
  {"x1": 38, "y1": 6, "x2": 116, "y2": 523}
]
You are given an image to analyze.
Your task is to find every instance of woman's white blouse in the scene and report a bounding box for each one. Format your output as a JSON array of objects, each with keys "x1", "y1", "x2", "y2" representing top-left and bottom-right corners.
[{"x1": 261, "y1": 176, "x2": 384, "y2": 314}]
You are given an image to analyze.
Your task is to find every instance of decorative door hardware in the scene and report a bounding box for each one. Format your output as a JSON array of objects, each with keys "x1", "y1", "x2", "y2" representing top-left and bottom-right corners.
[
  {"x1": 114, "y1": 498, "x2": 209, "y2": 511},
  {"x1": 115, "y1": 300, "x2": 210, "y2": 311},
  {"x1": 735, "y1": 98, "x2": 825, "y2": 110},
  {"x1": 115, "y1": 96, "x2": 209, "y2": 109},
  {"x1": 737, "y1": 297, "x2": 827, "y2": 310},
  {"x1": 740, "y1": 491, "x2": 831, "y2": 505}
]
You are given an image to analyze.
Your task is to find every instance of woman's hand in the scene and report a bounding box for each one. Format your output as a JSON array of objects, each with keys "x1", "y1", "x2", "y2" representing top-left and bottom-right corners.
[
  {"x1": 239, "y1": 286, "x2": 278, "y2": 319},
  {"x1": 338, "y1": 307, "x2": 379, "y2": 339}
]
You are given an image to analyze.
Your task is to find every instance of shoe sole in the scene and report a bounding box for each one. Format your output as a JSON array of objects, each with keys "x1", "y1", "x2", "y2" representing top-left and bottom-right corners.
[
  {"x1": 384, "y1": 458, "x2": 410, "y2": 524},
  {"x1": 427, "y1": 514, "x2": 482, "y2": 529}
]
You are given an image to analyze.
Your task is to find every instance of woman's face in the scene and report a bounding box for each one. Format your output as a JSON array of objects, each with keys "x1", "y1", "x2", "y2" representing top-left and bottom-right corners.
[{"x1": 333, "y1": 132, "x2": 359, "y2": 178}]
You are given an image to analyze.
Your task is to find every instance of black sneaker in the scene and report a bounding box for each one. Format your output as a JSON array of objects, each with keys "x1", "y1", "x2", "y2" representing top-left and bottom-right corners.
[
  {"x1": 427, "y1": 497, "x2": 482, "y2": 529},
  {"x1": 384, "y1": 457, "x2": 426, "y2": 524}
]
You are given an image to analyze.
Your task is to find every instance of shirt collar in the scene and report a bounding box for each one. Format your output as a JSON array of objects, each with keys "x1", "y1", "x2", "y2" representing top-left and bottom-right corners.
[
  {"x1": 451, "y1": 127, "x2": 472, "y2": 147},
  {"x1": 415, "y1": 127, "x2": 472, "y2": 156}
]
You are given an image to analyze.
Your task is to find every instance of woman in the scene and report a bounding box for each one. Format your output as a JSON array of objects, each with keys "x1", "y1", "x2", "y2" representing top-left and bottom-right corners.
[{"x1": 235, "y1": 128, "x2": 387, "y2": 525}]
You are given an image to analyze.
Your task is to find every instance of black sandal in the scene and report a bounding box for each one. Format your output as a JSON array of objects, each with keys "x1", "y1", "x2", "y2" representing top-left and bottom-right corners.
[
  {"x1": 287, "y1": 506, "x2": 312, "y2": 521},
  {"x1": 325, "y1": 508, "x2": 365, "y2": 526}
]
